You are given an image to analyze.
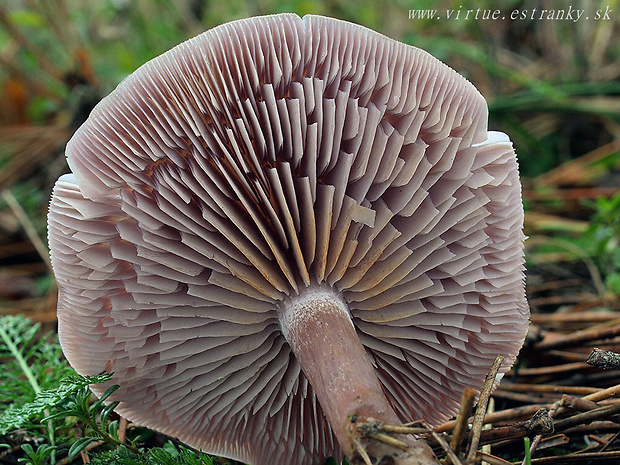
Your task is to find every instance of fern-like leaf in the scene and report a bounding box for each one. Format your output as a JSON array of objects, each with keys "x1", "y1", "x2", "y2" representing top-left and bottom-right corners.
[
  {"x1": 0, "y1": 372, "x2": 112, "y2": 434},
  {"x1": 0, "y1": 315, "x2": 73, "y2": 407}
]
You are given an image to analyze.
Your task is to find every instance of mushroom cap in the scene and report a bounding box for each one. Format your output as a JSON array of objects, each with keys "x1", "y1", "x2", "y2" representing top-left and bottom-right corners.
[{"x1": 48, "y1": 13, "x2": 529, "y2": 465}]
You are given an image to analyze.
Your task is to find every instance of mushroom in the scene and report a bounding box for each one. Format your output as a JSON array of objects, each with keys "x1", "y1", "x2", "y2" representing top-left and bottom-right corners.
[{"x1": 48, "y1": 13, "x2": 529, "y2": 465}]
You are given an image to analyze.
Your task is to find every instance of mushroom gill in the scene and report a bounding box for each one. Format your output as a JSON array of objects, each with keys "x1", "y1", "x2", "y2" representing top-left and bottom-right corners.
[{"x1": 48, "y1": 14, "x2": 529, "y2": 465}]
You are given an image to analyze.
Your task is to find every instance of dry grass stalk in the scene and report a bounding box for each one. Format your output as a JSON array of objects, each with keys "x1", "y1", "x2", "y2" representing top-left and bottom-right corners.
[
  {"x1": 534, "y1": 325, "x2": 620, "y2": 351},
  {"x1": 448, "y1": 387, "x2": 476, "y2": 461},
  {"x1": 465, "y1": 355, "x2": 504, "y2": 463},
  {"x1": 498, "y1": 383, "x2": 599, "y2": 396},
  {"x1": 2, "y1": 190, "x2": 52, "y2": 273}
]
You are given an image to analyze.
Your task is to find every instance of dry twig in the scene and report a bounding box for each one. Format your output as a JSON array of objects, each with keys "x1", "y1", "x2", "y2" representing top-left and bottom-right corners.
[{"x1": 588, "y1": 348, "x2": 620, "y2": 370}]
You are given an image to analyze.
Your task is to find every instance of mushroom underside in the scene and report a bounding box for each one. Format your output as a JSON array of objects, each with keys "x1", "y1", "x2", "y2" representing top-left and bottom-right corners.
[{"x1": 49, "y1": 13, "x2": 529, "y2": 465}]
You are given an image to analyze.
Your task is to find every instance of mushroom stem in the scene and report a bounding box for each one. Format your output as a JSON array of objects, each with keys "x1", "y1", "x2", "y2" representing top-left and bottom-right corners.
[{"x1": 280, "y1": 286, "x2": 439, "y2": 464}]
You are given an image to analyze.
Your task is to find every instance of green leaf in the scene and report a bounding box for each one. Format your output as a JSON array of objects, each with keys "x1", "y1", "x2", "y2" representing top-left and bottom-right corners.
[
  {"x1": 18, "y1": 443, "x2": 56, "y2": 465},
  {"x1": 93, "y1": 384, "x2": 120, "y2": 408},
  {"x1": 69, "y1": 436, "x2": 98, "y2": 459},
  {"x1": 101, "y1": 400, "x2": 120, "y2": 425},
  {"x1": 606, "y1": 273, "x2": 620, "y2": 294},
  {"x1": 8, "y1": 10, "x2": 45, "y2": 28},
  {"x1": 108, "y1": 420, "x2": 119, "y2": 441}
]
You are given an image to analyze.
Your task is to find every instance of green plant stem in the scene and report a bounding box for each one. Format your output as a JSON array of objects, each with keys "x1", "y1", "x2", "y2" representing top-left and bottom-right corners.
[
  {"x1": 523, "y1": 437, "x2": 531, "y2": 465},
  {"x1": 0, "y1": 324, "x2": 57, "y2": 464},
  {"x1": 0, "y1": 325, "x2": 42, "y2": 395}
]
